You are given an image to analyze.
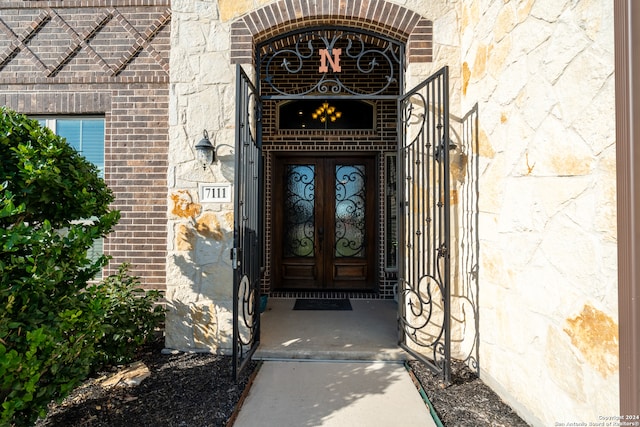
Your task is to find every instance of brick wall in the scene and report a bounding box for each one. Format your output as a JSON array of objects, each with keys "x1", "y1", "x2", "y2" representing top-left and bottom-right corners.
[
  {"x1": 0, "y1": 1, "x2": 171, "y2": 290},
  {"x1": 230, "y1": 0, "x2": 432, "y2": 65},
  {"x1": 259, "y1": 28, "x2": 400, "y2": 298}
]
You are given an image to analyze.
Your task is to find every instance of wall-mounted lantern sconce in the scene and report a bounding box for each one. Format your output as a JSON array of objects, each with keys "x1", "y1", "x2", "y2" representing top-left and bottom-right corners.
[{"x1": 195, "y1": 130, "x2": 216, "y2": 170}]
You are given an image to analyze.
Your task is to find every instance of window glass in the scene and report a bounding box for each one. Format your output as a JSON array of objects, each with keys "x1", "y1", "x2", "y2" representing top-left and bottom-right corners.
[
  {"x1": 56, "y1": 119, "x2": 105, "y2": 176},
  {"x1": 36, "y1": 117, "x2": 106, "y2": 278},
  {"x1": 56, "y1": 120, "x2": 81, "y2": 150},
  {"x1": 386, "y1": 154, "x2": 397, "y2": 270},
  {"x1": 279, "y1": 99, "x2": 375, "y2": 130}
]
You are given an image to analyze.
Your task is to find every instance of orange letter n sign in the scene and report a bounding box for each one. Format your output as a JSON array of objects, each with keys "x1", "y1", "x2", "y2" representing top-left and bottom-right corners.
[{"x1": 319, "y1": 48, "x2": 342, "y2": 72}]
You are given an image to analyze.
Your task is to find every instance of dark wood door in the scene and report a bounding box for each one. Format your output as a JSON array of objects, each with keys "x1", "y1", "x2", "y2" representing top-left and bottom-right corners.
[{"x1": 273, "y1": 155, "x2": 376, "y2": 290}]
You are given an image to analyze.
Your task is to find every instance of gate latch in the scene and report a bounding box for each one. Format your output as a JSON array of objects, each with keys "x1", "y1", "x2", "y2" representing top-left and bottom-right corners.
[{"x1": 230, "y1": 248, "x2": 241, "y2": 269}]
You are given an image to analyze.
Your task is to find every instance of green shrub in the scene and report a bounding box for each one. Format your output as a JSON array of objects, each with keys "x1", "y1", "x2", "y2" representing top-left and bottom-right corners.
[
  {"x1": 88, "y1": 264, "x2": 165, "y2": 369},
  {"x1": 0, "y1": 107, "x2": 163, "y2": 426}
]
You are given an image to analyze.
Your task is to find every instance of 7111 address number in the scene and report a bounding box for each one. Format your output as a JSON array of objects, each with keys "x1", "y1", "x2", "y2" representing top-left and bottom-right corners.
[{"x1": 200, "y1": 184, "x2": 232, "y2": 203}]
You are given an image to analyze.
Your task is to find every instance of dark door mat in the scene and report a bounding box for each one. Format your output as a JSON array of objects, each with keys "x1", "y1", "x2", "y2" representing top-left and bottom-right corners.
[{"x1": 293, "y1": 298, "x2": 352, "y2": 311}]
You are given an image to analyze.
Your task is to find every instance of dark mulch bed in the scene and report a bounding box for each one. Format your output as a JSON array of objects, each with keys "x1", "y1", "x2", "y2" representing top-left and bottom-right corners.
[
  {"x1": 37, "y1": 339, "x2": 528, "y2": 427},
  {"x1": 36, "y1": 338, "x2": 257, "y2": 427},
  {"x1": 409, "y1": 359, "x2": 530, "y2": 427}
]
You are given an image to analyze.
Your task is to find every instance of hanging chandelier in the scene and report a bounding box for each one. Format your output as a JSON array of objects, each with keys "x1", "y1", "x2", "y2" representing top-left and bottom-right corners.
[{"x1": 312, "y1": 102, "x2": 342, "y2": 124}]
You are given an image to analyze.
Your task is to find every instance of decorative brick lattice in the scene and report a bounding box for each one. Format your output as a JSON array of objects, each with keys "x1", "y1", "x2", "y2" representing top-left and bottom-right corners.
[
  {"x1": 0, "y1": 11, "x2": 51, "y2": 73},
  {"x1": 0, "y1": 5, "x2": 171, "y2": 82}
]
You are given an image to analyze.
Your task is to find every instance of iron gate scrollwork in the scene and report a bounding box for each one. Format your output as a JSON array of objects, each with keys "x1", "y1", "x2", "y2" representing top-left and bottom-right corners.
[
  {"x1": 232, "y1": 64, "x2": 263, "y2": 380},
  {"x1": 257, "y1": 27, "x2": 403, "y2": 99},
  {"x1": 398, "y1": 66, "x2": 451, "y2": 383}
]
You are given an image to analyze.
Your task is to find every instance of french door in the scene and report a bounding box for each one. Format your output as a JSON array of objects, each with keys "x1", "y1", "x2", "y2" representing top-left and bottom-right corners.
[{"x1": 273, "y1": 155, "x2": 376, "y2": 290}]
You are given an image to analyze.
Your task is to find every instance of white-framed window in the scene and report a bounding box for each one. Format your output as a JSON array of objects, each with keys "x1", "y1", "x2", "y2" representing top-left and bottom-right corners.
[
  {"x1": 37, "y1": 117, "x2": 105, "y2": 177},
  {"x1": 36, "y1": 117, "x2": 106, "y2": 277}
]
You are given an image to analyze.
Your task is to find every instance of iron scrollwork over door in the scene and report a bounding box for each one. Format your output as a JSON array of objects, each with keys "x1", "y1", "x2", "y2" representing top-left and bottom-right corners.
[
  {"x1": 398, "y1": 66, "x2": 451, "y2": 383},
  {"x1": 232, "y1": 64, "x2": 262, "y2": 380}
]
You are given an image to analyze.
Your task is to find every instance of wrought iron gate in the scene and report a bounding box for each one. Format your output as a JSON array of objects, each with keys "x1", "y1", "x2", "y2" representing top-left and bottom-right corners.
[
  {"x1": 398, "y1": 66, "x2": 451, "y2": 383},
  {"x1": 231, "y1": 28, "x2": 452, "y2": 381},
  {"x1": 232, "y1": 64, "x2": 262, "y2": 380}
]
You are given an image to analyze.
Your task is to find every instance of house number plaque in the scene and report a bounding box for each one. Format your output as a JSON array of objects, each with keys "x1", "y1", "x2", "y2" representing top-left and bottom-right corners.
[{"x1": 200, "y1": 184, "x2": 232, "y2": 203}]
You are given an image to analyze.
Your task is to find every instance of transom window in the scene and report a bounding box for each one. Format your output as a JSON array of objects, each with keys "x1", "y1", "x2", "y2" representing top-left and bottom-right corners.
[{"x1": 278, "y1": 99, "x2": 375, "y2": 130}]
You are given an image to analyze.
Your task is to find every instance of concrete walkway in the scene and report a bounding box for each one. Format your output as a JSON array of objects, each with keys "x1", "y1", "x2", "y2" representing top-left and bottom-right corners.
[
  {"x1": 232, "y1": 360, "x2": 437, "y2": 427},
  {"x1": 255, "y1": 299, "x2": 406, "y2": 361},
  {"x1": 233, "y1": 299, "x2": 437, "y2": 427}
]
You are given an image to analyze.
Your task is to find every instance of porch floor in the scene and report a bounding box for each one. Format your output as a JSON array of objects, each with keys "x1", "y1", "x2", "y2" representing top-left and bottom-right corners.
[{"x1": 254, "y1": 298, "x2": 408, "y2": 361}]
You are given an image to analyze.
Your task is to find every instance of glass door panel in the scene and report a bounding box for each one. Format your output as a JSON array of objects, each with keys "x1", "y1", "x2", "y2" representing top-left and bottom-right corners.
[
  {"x1": 335, "y1": 165, "x2": 366, "y2": 258},
  {"x1": 283, "y1": 165, "x2": 316, "y2": 258}
]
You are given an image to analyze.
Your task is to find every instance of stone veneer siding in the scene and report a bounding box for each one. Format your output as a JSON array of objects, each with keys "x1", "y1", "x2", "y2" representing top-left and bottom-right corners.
[
  {"x1": 0, "y1": 1, "x2": 171, "y2": 290},
  {"x1": 459, "y1": 0, "x2": 619, "y2": 424},
  {"x1": 151, "y1": 0, "x2": 619, "y2": 424}
]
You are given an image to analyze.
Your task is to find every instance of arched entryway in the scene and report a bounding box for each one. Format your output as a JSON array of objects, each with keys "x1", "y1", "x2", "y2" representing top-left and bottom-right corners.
[
  {"x1": 232, "y1": 5, "x2": 451, "y2": 385},
  {"x1": 229, "y1": 0, "x2": 434, "y2": 66},
  {"x1": 257, "y1": 27, "x2": 404, "y2": 298}
]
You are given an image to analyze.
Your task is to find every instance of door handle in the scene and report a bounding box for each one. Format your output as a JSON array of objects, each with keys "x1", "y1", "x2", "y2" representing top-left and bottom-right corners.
[{"x1": 318, "y1": 227, "x2": 324, "y2": 249}]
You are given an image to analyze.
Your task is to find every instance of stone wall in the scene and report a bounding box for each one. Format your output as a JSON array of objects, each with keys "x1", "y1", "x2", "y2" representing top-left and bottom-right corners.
[
  {"x1": 167, "y1": 0, "x2": 238, "y2": 351},
  {"x1": 167, "y1": 0, "x2": 620, "y2": 424},
  {"x1": 460, "y1": 0, "x2": 619, "y2": 424}
]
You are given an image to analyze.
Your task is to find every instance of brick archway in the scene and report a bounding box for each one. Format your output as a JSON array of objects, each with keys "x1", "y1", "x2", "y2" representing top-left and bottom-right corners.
[{"x1": 230, "y1": 0, "x2": 432, "y2": 64}]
